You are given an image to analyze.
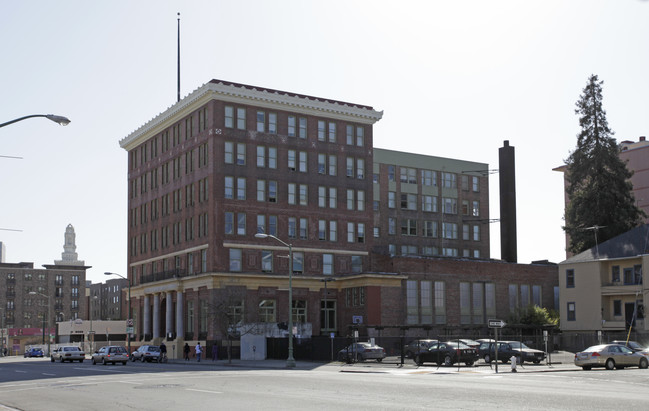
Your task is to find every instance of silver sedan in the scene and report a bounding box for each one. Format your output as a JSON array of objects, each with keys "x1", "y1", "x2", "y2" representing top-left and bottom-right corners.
[{"x1": 574, "y1": 344, "x2": 649, "y2": 370}]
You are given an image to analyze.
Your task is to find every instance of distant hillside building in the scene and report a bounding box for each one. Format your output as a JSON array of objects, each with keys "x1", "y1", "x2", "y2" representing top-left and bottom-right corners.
[{"x1": 0, "y1": 225, "x2": 90, "y2": 353}]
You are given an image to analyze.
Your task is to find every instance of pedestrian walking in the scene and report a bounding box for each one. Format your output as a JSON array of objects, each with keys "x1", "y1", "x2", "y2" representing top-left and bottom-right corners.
[
  {"x1": 212, "y1": 344, "x2": 218, "y2": 361},
  {"x1": 184, "y1": 343, "x2": 190, "y2": 361},
  {"x1": 196, "y1": 342, "x2": 202, "y2": 362}
]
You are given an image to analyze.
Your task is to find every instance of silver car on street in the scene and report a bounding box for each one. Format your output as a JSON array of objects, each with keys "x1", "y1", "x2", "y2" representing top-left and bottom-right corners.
[
  {"x1": 51, "y1": 346, "x2": 85, "y2": 363},
  {"x1": 574, "y1": 344, "x2": 649, "y2": 370},
  {"x1": 92, "y1": 345, "x2": 129, "y2": 365}
]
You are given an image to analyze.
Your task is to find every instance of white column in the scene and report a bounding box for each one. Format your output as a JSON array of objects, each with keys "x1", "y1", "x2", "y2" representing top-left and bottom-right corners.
[
  {"x1": 143, "y1": 295, "x2": 151, "y2": 339},
  {"x1": 165, "y1": 291, "x2": 173, "y2": 339},
  {"x1": 176, "y1": 291, "x2": 184, "y2": 340},
  {"x1": 153, "y1": 293, "x2": 160, "y2": 339}
]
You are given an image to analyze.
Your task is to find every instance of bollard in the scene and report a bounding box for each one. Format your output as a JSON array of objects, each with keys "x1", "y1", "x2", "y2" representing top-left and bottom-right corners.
[{"x1": 511, "y1": 355, "x2": 517, "y2": 372}]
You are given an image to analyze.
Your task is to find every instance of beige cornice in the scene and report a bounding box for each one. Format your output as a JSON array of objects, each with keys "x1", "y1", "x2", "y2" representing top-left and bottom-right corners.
[{"x1": 120, "y1": 80, "x2": 383, "y2": 151}]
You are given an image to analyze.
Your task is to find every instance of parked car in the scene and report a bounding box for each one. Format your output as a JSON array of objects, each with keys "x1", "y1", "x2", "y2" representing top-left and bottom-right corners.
[
  {"x1": 92, "y1": 345, "x2": 129, "y2": 365},
  {"x1": 337, "y1": 342, "x2": 386, "y2": 362},
  {"x1": 458, "y1": 339, "x2": 480, "y2": 349},
  {"x1": 403, "y1": 339, "x2": 438, "y2": 359},
  {"x1": 24, "y1": 347, "x2": 44, "y2": 358},
  {"x1": 611, "y1": 340, "x2": 646, "y2": 352},
  {"x1": 413, "y1": 341, "x2": 479, "y2": 366},
  {"x1": 574, "y1": 344, "x2": 649, "y2": 370},
  {"x1": 51, "y1": 346, "x2": 85, "y2": 363},
  {"x1": 131, "y1": 345, "x2": 161, "y2": 362},
  {"x1": 478, "y1": 340, "x2": 545, "y2": 364}
]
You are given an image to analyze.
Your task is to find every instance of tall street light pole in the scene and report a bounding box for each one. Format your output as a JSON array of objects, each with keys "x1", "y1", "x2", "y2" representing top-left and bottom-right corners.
[
  {"x1": 89, "y1": 295, "x2": 98, "y2": 353},
  {"x1": 29, "y1": 291, "x2": 51, "y2": 357},
  {"x1": 104, "y1": 272, "x2": 131, "y2": 356},
  {"x1": 0, "y1": 114, "x2": 70, "y2": 128},
  {"x1": 255, "y1": 233, "x2": 296, "y2": 368}
]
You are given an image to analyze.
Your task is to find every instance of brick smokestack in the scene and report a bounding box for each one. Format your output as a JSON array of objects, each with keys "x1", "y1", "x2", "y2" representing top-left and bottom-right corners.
[{"x1": 499, "y1": 140, "x2": 517, "y2": 263}]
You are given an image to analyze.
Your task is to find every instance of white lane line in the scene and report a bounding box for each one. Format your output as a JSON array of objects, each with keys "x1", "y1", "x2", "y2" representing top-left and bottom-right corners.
[
  {"x1": 14, "y1": 371, "x2": 27, "y2": 373},
  {"x1": 42, "y1": 373, "x2": 56, "y2": 376},
  {"x1": 115, "y1": 381, "x2": 143, "y2": 385},
  {"x1": 185, "y1": 388, "x2": 223, "y2": 394}
]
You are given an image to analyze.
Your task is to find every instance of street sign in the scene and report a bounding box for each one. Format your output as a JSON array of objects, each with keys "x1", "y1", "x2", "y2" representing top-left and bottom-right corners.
[
  {"x1": 488, "y1": 319, "x2": 506, "y2": 328},
  {"x1": 126, "y1": 327, "x2": 134, "y2": 334},
  {"x1": 126, "y1": 319, "x2": 134, "y2": 327}
]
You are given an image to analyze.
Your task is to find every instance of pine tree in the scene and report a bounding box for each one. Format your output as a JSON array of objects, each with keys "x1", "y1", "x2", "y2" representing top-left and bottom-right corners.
[{"x1": 563, "y1": 74, "x2": 644, "y2": 254}]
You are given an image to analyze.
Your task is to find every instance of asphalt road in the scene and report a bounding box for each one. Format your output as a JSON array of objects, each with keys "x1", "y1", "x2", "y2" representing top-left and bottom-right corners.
[{"x1": 2, "y1": 357, "x2": 649, "y2": 410}]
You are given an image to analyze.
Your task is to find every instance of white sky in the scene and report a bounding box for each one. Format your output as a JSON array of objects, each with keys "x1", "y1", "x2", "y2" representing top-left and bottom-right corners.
[{"x1": 2, "y1": 0, "x2": 648, "y2": 283}]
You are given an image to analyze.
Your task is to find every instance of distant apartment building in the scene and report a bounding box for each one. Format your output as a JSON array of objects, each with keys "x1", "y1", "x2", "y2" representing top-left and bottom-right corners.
[
  {"x1": 87, "y1": 278, "x2": 129, "y2": 321},
  {"x1": 120, "y1": 79, "x2": 556, "y2": 348},
  {"x1": 372, "y1": 148, "x2": 489, "y2": 259}
]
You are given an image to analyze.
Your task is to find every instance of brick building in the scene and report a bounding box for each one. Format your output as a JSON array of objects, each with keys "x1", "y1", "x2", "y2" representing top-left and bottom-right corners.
[{"x1": 119, "y1": 79, "x2": 557, "y2": 353}]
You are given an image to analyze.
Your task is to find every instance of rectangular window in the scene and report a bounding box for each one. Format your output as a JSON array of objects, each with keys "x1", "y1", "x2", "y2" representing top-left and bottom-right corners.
[
  {"x1": 401, "y1": 219, "x2": 417, "y2": 236},
  {"x1": 567, "y1": 302, "x2": 576, "y2": 321},
  {"x1": 442, "y1": 172, "x2": 457, "y2": 188},
  {"x1": 257, "y1": 146, "x2": 266, "y2": 167},
  {"x1": 236, "y1": 107, "x2": 246, "y2": 130},
  {"x1": 318, "y1": 154, "x2": 326, "y2": 174},
  {"x1": 347, "y1": 222, "x2": 355, "y2": 243},
  {"x1": 268, "y1": 181, "x2": 277, "y2": 202},
  {"x1": 473, "y1": 225, "x2": 480, "y2": 241},
  {"x1": 472, "y1": 176, "x2": 480, "y2": 192},
  {"x1": 509, "y1": 284, "x2": 518, "y2": 312},
  {"x1": 407, "y1": 281, "x2": 418, "y2": 324},
  {"x1": 351, "y1": 256, "x2": 362, "y2": 273},
  {"x1": 460, "y1": 282, "x2": 471, "y2": 324},
  {"x1": 288, "y1": 217, "x2": 297, "y2": 239},
  {"x1": 318, "y1": 220, "x2": 327, "y2": 240},
  {"x1": 257, "y1": 180, "x2": 266, "y2": 202},
  {"x1": 323, "y1": 253, "x2": 333, "y2": 275},
  {"x1": 236, "y1": 143, "x2": 246, "y2": 165},
  {"x1": 472, "y1": 283, "x2": 484, "y2": 324},
  {"x1": 269, "y1": 215, "x2": 277, "y2": 236},
  {"x1": 388, "y1": 192, "x2": 396, "y2": 208},
  {"x1": 259, "y1": 299, "x2": 276, "y2": 322},
  {"x1": 229, "y1": 249, "x2": 242, "y2": 271},
  {"x1": 388, "y1": 217, "x2": 396, "y2": 235},
  {"x1": 532, "y1": 285, "x2": 542, "y2": 306},
  {"x1": 329, "y1": 221, "x2": 337, "y2": 242},
  {"x1": 269, "y1": 113, "x2": 277, "y2": 134},
  {"x1": 293, "y1": 252, "x2": 304, "y2": 274},
  {"x1": 261, "y1": 250, "x2": 273, "y2": 272},
  {"x1": 224, "y1": 176, "x2": 234, "y2": 199},
  {"x1": 292, "y1": 300, "x2": 307, "y2": 323},
  {"x1": 356, "y1": 126, "x2": 364, "y2": 146},
  {"x1": 257, "y1": 215, "x2": 266, "y2": 234},
  {"x1": 613, "y1": 300, "x2": 622, "y2": 316},
  {"x1": 299, "y1": 218, "x2": 307, "y2": 239},
  {"x1": 328, "y1": 155, "x2": 337, "y2": 176},
  {"x1": 224, "y1": 142, "x2": 233, "y2": 164},
  {"x1": 329, "y1": 188, "x2": 337, "y2": 209},
  {"x1": 347, "y1": 189, "x2": 354, "y2": 210},
  {"x1": 288, "y1": 116, "x2": 296, "y2": 137},
  {"x1": 299, "y1": 184, "x2": 308, "y2": 205},
  {"x1": 356, "y1": 158, "x2": 364, "y2": 179},
  {"x1": 435, "y1": 281, "x2": 446, "y2": 324},
  {"x1": 328, "y1": 122, "x2": 336, "y2": 142},
  {"x1": 268, "y1": 147, "x2": 277, "y2": 169},
  {"x1": 236, "y1": 177, "x2": 246, "y2": 200},
  {"x1": 257, "y1": 111, "x2": 265, "y2": 132},
  {"x1": 346, "y1": 125, "x2": 354, "y2": 145},
  {"x1": 299, "y1": 117, "x2": 307, "y2": 139},
  {"x1": 318, "y1": 186, "x2": 326, "y2": 208},
  {"x1": 472, "y1": 201, "x2": 480, "y2": 217},
  {"x1": 346, "y1": 157, "x2": 354, "y2": 178},
  {"x1": 225, "y1": 106, "x2": 234, "y2": 128},
  {"x1": 317, "y1": 120, "x2": 326, "y2": 141},
  {"x1": 566, "y1": 269, "x2": 575, "y2": 288},
  {"x1": 421, "y1": 281, "x2": 433, "y2": 324},
  {"x1": 299, "y1": 151, "x2": 307, "y2": 172},
  {"x1": 288, "y1": 183, "x2": 296, "y2": 205},
  {"x1": 237, "y1": 213, "x2": 246, "y2": 235},
  {"x1": 520, "y1": 284, "x2": 530, "y2": 307},
  {"x1": 288, "y1": 150, "x2": 296, "y2": 171},
  {"x1": 612, "y1": 265, "x2": 620, "y2": 283}
]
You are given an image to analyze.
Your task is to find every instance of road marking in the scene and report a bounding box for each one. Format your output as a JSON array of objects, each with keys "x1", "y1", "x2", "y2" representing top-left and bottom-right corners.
[
  {"x1": 14, "y1": 371, "x2": 26, "y2": 373},
  {"x1": 185, "y1": 388, "x2": 222, "y2": 394},
  {"x1": 116, "y1": 381, "x2": 143, "y2": 385},
  {"x1": 42, "y1": 373, "x2": 56, "y2": 376}
]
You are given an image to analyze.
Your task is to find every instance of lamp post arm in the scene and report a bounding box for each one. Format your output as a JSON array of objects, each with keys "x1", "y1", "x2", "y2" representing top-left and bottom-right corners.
[{"x1": 0, "y1": 114, "x2": 71, "y2": 128}]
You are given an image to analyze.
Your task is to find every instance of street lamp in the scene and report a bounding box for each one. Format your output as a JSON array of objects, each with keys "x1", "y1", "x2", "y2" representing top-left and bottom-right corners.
[
  {"x1": 0, "y1": 114, "x2": 71, "y2": 128},
  {"x1": 89, "y1": 295, "x2": 98, "y2": 353},
  {"x1": 255, "y1": 233, "x2": 296, "y2": 368},
  {"x1": 104, "y1": 272, "x2": 131, "y2": 356},
  {"x1": 28, "y1": 291, "x2": 51, "y2": 357}
]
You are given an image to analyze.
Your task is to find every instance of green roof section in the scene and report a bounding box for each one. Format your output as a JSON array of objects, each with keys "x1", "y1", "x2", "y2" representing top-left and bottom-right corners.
[{"x1": 373, "y1": 147, "x2": 488, "y2": 173}]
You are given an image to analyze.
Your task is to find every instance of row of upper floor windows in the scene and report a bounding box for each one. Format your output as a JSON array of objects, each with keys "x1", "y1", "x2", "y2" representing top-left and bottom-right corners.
[
  {"x1": 383, "y1": 166, "x2": 481, "y2": 192},
  {"x1": 3, "y1": 273, "x2": 80, "y2": 284},
  {"x1": 386, "y1": 193, "x2": 480, "y2": 216},
  {"x1": 225, "y1": 105, "x2": 366, "y2": 146},
  {"x1": 130, "y1": 105, "x2": 367, "y2": 170},
  {"x1": 382, "y1": 219, "x2": 482, "y2": 242}
]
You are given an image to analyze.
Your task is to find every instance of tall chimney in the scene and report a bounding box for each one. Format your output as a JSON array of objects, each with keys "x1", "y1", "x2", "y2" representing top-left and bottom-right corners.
[{"x1": 499, "y1": 140, "x2": 517, "y2": 263}]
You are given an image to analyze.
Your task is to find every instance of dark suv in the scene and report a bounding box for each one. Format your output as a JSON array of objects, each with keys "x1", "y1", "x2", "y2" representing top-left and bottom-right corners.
[{"x1": 478, "y1": 340, "x2": 545, "y2": 364}]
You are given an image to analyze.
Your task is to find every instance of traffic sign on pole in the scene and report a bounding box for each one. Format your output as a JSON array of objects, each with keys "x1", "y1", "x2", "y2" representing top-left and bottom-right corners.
[{"x1": 488, "y1": 319, "x2": 506, "y2": 328}]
